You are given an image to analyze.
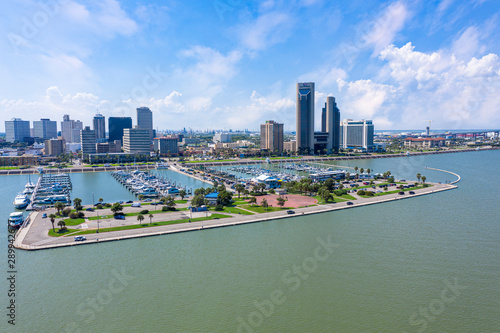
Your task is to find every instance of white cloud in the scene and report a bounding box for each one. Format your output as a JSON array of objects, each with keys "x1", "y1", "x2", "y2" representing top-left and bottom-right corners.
[
  {"x1": 237, "y1": 12, "x2": 292, "y2": 51},
  {"x1": 362, "y1": 1, "x2": 411, "y2": 56}
]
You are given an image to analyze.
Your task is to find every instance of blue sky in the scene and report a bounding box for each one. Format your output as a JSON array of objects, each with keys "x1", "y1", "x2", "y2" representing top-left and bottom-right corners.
[{"x1": 1, "y1": 0, "x2": 500, "y2": 132}]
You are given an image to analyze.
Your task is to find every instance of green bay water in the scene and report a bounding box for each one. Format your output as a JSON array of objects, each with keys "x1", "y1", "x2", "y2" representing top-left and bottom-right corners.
[{"x1": 1, "y1": 151, "x2": 499, "y2": 332}]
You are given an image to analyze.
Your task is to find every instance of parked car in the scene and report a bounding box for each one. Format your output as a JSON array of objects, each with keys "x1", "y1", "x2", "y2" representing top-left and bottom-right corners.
[
  {"x1": 143, "y1": 198, "x2": 152, "y2": 202},
  {"x1": 42, "y1": 213, "x2": 47, "y2": 218},
  {"x1": 131, "y1": 202, "x2": 141, "y2": 207},
  {"x1": 346, "y1": 202, "x2": 353, "y2": 205},
  {"x1": 126, "y1": 200, "x2": 133, "y2": 203},
  {"x1": 86, "y1": 208, "x2": 95, "y2": 211},
  {"x1": 74, "y1": 236, "x2": 86, "y2": 241},
  {"x1": 398, "y1": 191, "x2": 405, "y2": 195},
  {"x1": 409, "y1": 191, "x2": 415, "y2": 195},
  {"x1": 286, "y1": 210, "x2": 295, "y2": 214},
  {"x1": 114, "y1": 215, "x2": 125, "y2": 220}
]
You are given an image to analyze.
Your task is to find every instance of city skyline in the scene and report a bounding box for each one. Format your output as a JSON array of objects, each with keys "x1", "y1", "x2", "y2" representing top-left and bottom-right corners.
[{"x1": 1, "y1": 1, "x2": 500, "y2": 132}]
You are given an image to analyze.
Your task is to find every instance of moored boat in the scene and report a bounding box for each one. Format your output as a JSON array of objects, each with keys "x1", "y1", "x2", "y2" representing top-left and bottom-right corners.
[
  {"x1": 13, "y1": 194, "x2": 30, "y2": 209},
  {"x1": 8, "y1": 212, "x2": 24, "y2": 228}
]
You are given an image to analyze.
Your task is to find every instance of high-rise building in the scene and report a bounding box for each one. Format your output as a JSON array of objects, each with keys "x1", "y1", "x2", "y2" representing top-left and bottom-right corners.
[
  {"x1": 44, "y1": 138, "x2": 65, "y2": 156},
  {"x1": 325, "y1": 96, "x2": 341, "y2": 153},
  {"x1": 213, "y1": 133, "x2": 232, "y2": 143},
  {"x1": 340, "y1": 119, "x2": 374, "y2": 150},
  {"x1": 108, "y1": 117, "x2": 132, "y2": 144},
  {"x1": 5, "y1": 118, "x2": 30, "y2": 143},
  {"x1": 61, "y1": 115, "x2": 83, "y2": 143},
  {"x1": 296, "y1": 82, "x2": 315, "y2": 152},
  {"x1": 136, "y1": 107, "x2": 153, "y2": 140},
  {"x1": 123, "y1": 127, "x2": 151, "y2": 154},
  {"x1": 80, "y1": 126, "x2": 97, "y2": 155},
  {"x1": 321, "y1": 105, "x2": 327, "y2": 132},
  {"x1": 33, "y1": 118, "x2": 57, "y2": 140},
  {"x1": 260, "y1": 120, "x2": 284, "y2": 154},
  {"x1": 93, "y1": 113, "x2": 106, "y2": 142},
  {"x1": 153, "y1": 137, "x2": 179, "y2": 156}
]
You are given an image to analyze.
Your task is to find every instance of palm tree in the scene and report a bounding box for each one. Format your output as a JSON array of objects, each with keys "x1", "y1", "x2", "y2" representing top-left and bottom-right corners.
[
  {"x1": 54, "y1": 201, "x2": 64, "y2": 215},
  {"x1": 360, "y1": 168, "x2": 364, "y2": 175},
  {"x1": 234, "y1": 184, "x2": 244, "y2": 198},
  {"x1": 367, "y1": 168, "x2": 371, "y2": 175},
  {"x1": 416, "y1": 173, "x2": 421, "y2": 183},
  {"x1": 73, "y1": 198, "x2": 82, "y2": 211},
  {"x1": 49, "y1": 214, "x2": 56, "y2": 232},
  {"x1": 98, "y1": 197, "x2": 103, "y2": 205},
  {"x1": 261, "y1": 198, "x2": 268, "y2": 212},
  {"x1": 354, "y1": 166, "x2": 358, "y2": 174},
  {"x1": 138, "y1": 194, "x2": 144, "y2": 201},
  {"x1": 137, "y1": 214, "x2": 144, "y2": 226},
  {"x1": 179, "y1": 190, "x2": 186, "y2": 201},
  {"x1": 249, "y1": 196, "x2": 257, "y2": 205},
  {"x1": 421, "y1": 176, "x2": 426, "y2": 185},
  {"x1": 57, "y1": 220, "x2": 66, "y2": 230},
  {"x1": 276, "y1": 196, "x2": 286, "y2": 207},
  {"x1": 149, "y1": 214, "x2": 153, "y2": 225}
]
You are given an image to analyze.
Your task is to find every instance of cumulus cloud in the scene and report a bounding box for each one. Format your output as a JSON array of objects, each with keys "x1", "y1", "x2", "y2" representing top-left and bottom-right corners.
[
  {"x1": 362, "y1": 1, "x2": 411, "y2": 56},
  {"x1": 237, "y1": 11, "x2": 293, "y2": 51},
  {"x1": 337, "y1": 42, "x2": 500, "y2": 129}
]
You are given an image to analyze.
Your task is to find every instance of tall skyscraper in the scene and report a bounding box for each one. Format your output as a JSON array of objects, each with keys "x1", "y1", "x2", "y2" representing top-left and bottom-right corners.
[
  {"x1": 260, "y1": 120, "x2": 284, "y2": 154},
  {"x1": 123, "y1": 127, "x2": 151, "y2": 154},
  {"x1": 108, "y1": 117, "x2": 132, "y2": 144},
  {"x1": 340, "y1": 119, "x2": 374, "y2": 150},
  {"x1": 33, "y1": 118, "x2": 57, "y2": 140},
  {"x1": 61, "y1": 115, "x2": 83, "y2": 143},
  {"x1": 5, "y1": 118, "x2": 30, "y2": 143},
  {"x1": 321, "y1": 105, "x2": 327, "y2": 132},
  {"x1": 325, "y1": 96, "x2": 341, "y2": 153},
  {"x1": 296, "y1": 82, "x2": 315, "y2": 152},
  {"x1": 80, "y1": 126, "x2": 97, "y2": 155},
  {"x1": 93, "y1": 113, "x2": 106, "y2": 142},
  {"x1": 136, "y1": 107, "x2": 153, "y2": 140}
]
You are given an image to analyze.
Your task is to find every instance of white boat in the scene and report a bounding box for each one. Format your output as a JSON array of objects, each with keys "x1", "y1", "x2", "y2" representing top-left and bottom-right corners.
[
  {"x1": 13, "y1": 194, "x2": 30, "y2": 209},
  {"x1": 156, "y1": 162, "x2": 169, "y2": 169},
  {"x1": 23, "y1": 187, "x2": 34, "y2": 195},
  {"x1": 8, "y1": 212, "x2": 24, "y2": 228}
]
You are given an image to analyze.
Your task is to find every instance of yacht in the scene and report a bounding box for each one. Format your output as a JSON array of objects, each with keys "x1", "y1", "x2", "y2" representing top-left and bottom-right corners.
[
  {"x1": 8, "y1": 212, "x2": 24, "y2": 228},
  {"x1": 23, "y1": 187, "x2": 34, "y2": 195},
  {"x1": 13, "y1": 194, "x2": 30, "y2": 209}
]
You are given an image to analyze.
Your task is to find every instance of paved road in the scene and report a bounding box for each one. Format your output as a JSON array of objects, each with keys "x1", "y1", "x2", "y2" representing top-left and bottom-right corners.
[{"x1": 14, "y1": 182, "x2": 456, "y2": 250}]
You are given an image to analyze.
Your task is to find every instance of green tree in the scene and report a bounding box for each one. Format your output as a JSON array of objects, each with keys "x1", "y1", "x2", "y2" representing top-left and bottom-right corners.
[
  {"x1": 218, "y1": 191, "x2": 233, "y2": 206},
  {"x1": 258, "y1": 183, "x2": 267, "y2": 193},
  {"x1": 194, "y1": 188, "x2": 206, "y2": 196},
  {"x1": 73, "y1": 198, "x2": 82, "y2": 211},
  {"x1": 416, "y1": 173, "x2": 421, "y2": 183},
  {"x1": 54, "y1": 201, "x2": 64, "y2": 215},
  {"x1": 138, "y1": 194, "x2": 144, "y2": 201},
  {"x1": 421, "y1": 176, "x2": 426, "y2": 185},
  {"x1": 149, "y1": 214, "x2": 154, "y2": 225},
  {"x1": 249, "y1": 196, "x2": 257, "y2": 205},
  {"x1": 319, "y1": 188, "x2": 333, "y2": 203},
  {"x1": 360, "y1": 168, "x2": 364, "y2": 175},
  {"x1": 354, "y1": 166, "x2": 358, "y2": 174},
  {"x1": 49, "y1": 214, "x2": 56, "y2": 232},
  {"x1": 234, "y1": 184, "x2": 245, "y2": 198},
  {"x1": 191, "y1": 194, "x2": 206, "y2": 207},
  {"x1": 137, "y1": 214, "x2": 144, "y2": 225},
  {"x1": 57, "y1": 220, "x2": 66, "y2": 230},
  {"x1": 179, "y1": 190, "x2": 187, "y2": 200},
  {"x1": 276, "y1": 196, "x2": 286, "y2": 207},
  {"x1": 261, "y1": 198, "x2": 268, "y2": 211},
  {"x1": 367, "y1": 168, "x2": 371, "y2": 175},
  {"x1": 165, "y1": 196, "x2": 176, "y2": 210},
  {"x1": 111, "y1": 202, "x2": 123, "y2": 215}
]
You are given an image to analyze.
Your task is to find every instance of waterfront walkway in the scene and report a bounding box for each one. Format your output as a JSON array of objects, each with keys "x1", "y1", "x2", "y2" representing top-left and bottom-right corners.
[{"x1": 13, "y1": 182, "x2": 456, "y2": 251}]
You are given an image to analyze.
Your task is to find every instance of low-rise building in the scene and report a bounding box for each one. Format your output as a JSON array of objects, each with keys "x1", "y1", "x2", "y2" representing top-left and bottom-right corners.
[
  {"x1": 154, "y1": 137, "x2": 179, "y2": 156},
  {"x1": 44, "y1": 138, "x2": 65, "y2": 156},
  {"x1": 403, "y1": 137, "x2": 445, "y2": 148}
]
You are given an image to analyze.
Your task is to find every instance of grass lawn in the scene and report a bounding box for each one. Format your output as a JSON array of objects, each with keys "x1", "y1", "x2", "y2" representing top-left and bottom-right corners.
[
  {"x1": 183, "y1": 159, "x2": 236, "y2": 163},
  {"x1": 62, "y1": 218, "x2": 86, "y2": 226},
  {"x1": 312, "y1": 195, "x2": 350, "y2": 204},
  {"x1": 48, "y1": 228, "x2": 79, "y2": 237},
  {"x1": 241, "y1": 204, "x2": 290, "y2": 213},
  {"x1": 213, "y1": 206, "x2": 254, "y2": 215},
  {"x1": 174, "y1": 200, "x2": 188, "y2": 204},
  {"x1": 70, "y1": 213, "x2": 230, "y2": 235}
]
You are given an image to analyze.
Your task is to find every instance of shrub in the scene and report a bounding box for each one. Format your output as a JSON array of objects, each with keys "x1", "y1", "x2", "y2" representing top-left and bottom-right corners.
[
  {"x1": 214, "y1": 204, "x2": 224, "y2": 211},
  {"x1": 140, "y1": 209, "x2": 149, "y2": 214},
  {"x1": 357, "y1": 190, "x2": 365, "y2": 196},
  {"x1": 364, "y1": 191, "x2": 375, "y2": 197},
  {"x1": 69, "y1": 212, "x2": 77, "y2": 219},
  {"x1": 77, "y1": 212, "x2": 85, "y2": 218},
  {"x1": 62, "y1": 208, "x2": 71, "y2": 217},
  {"x1": 162, "y1": 206, "x2": 169, "y2": 212},
  {"x1": 104, "y1": 203, "x2": 112, "y2": 208}
]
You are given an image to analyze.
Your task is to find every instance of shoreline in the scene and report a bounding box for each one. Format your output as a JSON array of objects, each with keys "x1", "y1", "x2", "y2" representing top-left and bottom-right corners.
[
  {"x1": 13, "y1": 182, "x2": 456, "y2": 251},
  {"x1": 1, "y1": 146, "x2": 498, "y2": 176}
]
